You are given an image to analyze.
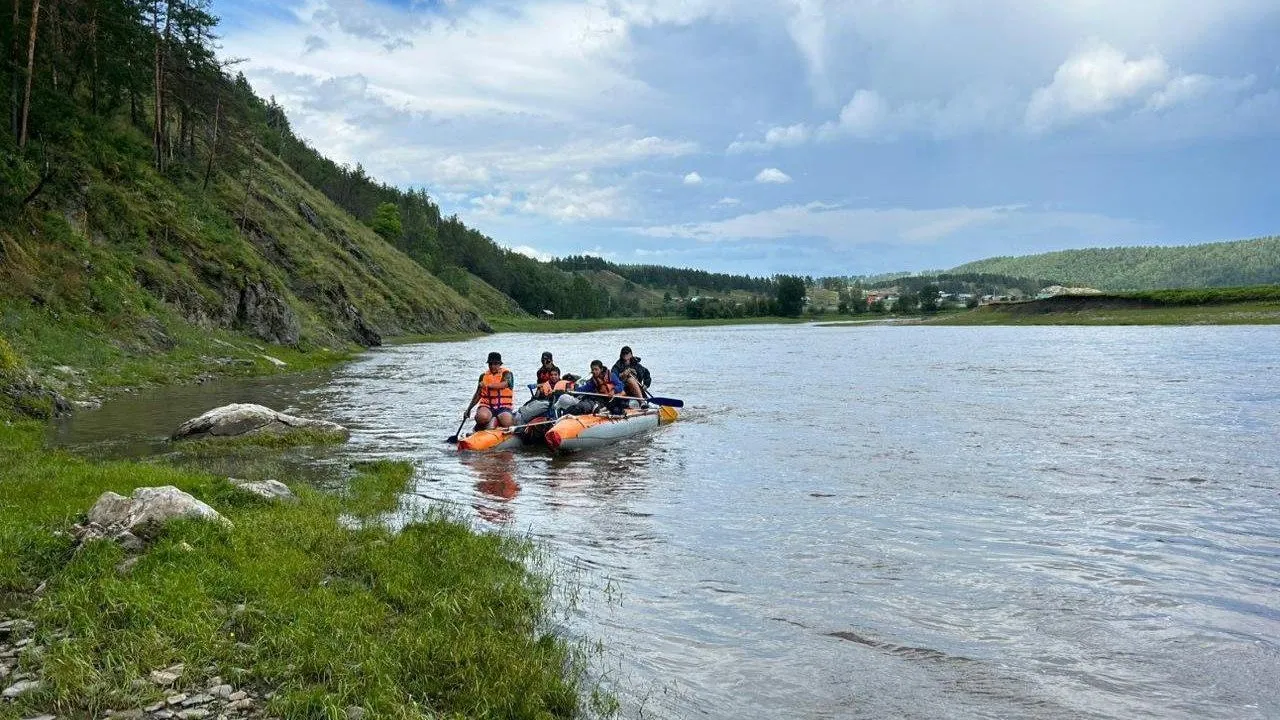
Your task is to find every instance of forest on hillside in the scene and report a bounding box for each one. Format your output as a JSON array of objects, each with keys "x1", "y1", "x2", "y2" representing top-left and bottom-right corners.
[
  {"x1": 949, "y1": 237, "x2": 1280, "y2": 290},
  {"x1": 552, "y1": 255, "x2": 777, "y2": 295},
  {"x1": 0, "y1": 0, "x2": 624, "y2": 319}
]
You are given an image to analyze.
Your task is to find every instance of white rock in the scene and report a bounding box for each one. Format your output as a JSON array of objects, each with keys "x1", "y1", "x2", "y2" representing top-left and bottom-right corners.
[
  {"x1": 22, "y1": 715, "x2": 56, "y2": 720},
  {"x1": 86, "y1": 488, "x2": 230, "y2": 541},
  {"x1": 2, "y1": 679, "x2": 40, "y2": 698},
  {"x1": 259, "y1": 354, "x2": 288, "y2": 367},
  {"x1": 176, "y1": 710, "x2": 209, "y2": 720},
  {"x1": 228, "y1": 478, "x2": 297, "y2": 504},
  {"x1": 149, "y1": 670, "x2": 182, "y2": 686},
  {"x1": 227, "y1": 691, "x2": 247, "y2": 702},
  {"x1": 170, "y1": 403, "x2": 348, "y2": 441},
  {"x1": 209, "y1": 684, "x2": 233, "y2": 699}
]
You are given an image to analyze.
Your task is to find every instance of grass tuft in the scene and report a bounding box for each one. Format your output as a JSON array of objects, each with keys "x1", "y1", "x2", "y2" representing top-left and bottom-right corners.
[{"x1": 173, "y1": 427, "x2": 351, "y2": 452}]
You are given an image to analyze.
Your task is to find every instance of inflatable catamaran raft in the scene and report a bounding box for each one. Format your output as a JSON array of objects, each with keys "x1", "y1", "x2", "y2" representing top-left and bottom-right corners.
[{"x1": 456, "y1": 393, "x2": 680, "y2": 453}]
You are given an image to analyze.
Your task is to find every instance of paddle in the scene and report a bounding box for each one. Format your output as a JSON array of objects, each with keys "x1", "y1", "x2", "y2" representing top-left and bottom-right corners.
[
  {"x1": 566, "y1": 390, "x2": 683, "y2": 408},
  {"x1": 445, "y1": 416, "x2": 468, "y2": 443}
]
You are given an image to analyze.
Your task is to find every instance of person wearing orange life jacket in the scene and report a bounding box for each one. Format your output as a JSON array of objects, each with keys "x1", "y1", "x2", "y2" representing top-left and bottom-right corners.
[
  {"x1": 464, "y1": 351, "x2": 515, "y2": 431},
  {"x1": 514, "y1": 367, "x2": 573, "y2": 425},
  {"x1": 513, "y1": 367, "x2": 578, "y2": 439},
  {"x1": 535, "y1": 367, "x2": 576, "y2": 399}
]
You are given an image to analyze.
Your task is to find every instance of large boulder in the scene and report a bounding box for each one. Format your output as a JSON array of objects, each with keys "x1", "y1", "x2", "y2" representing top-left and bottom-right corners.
[
  {"x1": 229, "y1": 478, "x2": 298, "y2": 504},
  {"x1": 83, "y1": 486, "x2": 231, "y2": 542},
  {"x1": 171, "y1": 403, "x2": 350, "y2": 442}
]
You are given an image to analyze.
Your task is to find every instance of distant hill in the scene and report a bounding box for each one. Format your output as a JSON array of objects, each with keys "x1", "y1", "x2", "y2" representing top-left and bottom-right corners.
[{"x1": 949, "y1": 236, "x2": 1280, "y2": 290}]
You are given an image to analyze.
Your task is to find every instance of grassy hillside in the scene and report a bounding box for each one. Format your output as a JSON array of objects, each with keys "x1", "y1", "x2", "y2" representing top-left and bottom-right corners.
[
  {"x1": 931, "y1": 285, "x2": 1280, "y2": 325},
  {"x1": 449, "y1": 270, "x2": 530, "y2": 318},
  {"x1": 949, "y1": 236, "x2": 1280, "y2": 290},
  {"x1": 579, "y1": 269, "x2": 668, "y2": 315},
  {"x1": 1, "y1": 114, "x2": 492, "y2": 413}
]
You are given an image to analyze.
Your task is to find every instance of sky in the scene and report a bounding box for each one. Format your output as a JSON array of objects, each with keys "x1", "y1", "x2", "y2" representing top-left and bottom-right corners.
[{"x1": 217, "y1": 0, "x2": 1280, "y2": 277}]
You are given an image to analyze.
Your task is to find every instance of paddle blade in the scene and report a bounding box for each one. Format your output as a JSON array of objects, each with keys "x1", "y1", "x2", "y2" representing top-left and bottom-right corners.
[
  {"x1": 445, "y1": 417, "x2": 468, "y2": 443},
  {"x1": 645, "y1": 396, "x2": 684, "y2": 408}
]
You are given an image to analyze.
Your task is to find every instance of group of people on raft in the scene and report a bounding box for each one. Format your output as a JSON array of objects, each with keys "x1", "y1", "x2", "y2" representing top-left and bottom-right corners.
[{"x1": 463, "y1": 345, "x2": 653, "y2": 434}]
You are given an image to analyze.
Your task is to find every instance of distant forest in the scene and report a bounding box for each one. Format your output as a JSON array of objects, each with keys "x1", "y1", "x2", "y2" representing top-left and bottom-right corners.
[
  {"x1": 949, "y1": 237, "x2": 1280, "y2": 290},
  {"x1": 552, "y1": 255, "x2": 777, "y2": 295}
]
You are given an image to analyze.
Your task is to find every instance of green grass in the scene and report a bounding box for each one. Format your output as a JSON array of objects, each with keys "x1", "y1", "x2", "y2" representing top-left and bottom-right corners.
[
  {"x1": 2, "y1": 302, "x2": 354, "y2": 397},
  {"x1": 1123, "y1": 285, "x2": 1280, "y2": 305},
  {"x1": 0, "y1": 423, "x2": 594, "y2": 720},
  {"x1": 487, "y1": 315, "x2": 808, "y2": 333},
  {"x1": 927, "y1": 300, "x2": 1280, "y2": 326}
]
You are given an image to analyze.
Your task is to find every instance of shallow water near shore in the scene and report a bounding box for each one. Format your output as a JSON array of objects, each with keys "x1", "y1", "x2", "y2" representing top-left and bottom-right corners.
[{"x1": 52, "y1": 324, "x2": 1280, "y2": 719}]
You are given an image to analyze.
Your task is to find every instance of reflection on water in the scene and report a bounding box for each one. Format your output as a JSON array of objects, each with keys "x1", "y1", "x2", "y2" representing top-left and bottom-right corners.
[
  {"x1": 462, "y1": 452, "x2": 521, "y2": 524},
  {"x1": 51, "y1": 324, "x2": 1280, "y2": 720}
]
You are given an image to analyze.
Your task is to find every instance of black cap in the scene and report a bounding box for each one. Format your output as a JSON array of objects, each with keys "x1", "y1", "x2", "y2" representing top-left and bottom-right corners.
[
  {"x1": 487, "y1": 351, "x2": 502, "y2": 364},
  {"x1": 541, "y1": 351, "x2": 553, "y2": 360},
  {"x1": 620, "y1": 345, "x2": 632, "y2": 356}
]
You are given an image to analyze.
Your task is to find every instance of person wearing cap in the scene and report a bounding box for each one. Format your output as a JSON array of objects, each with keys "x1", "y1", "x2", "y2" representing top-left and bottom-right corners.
[
  {"x1": 464, "y1": 351, "x2": 515, "y2": 431},
  {"x1": 610, "y1": 346, "x2": 651, "y2": 389},
  {"x1": 535, "y1": 351, "x2": 560, "y2": 385}
]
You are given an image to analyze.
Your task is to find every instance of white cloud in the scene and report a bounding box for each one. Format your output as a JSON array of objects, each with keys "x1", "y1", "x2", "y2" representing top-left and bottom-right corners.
[
  {"x1": 683, "y1": 171, "x2": 704, "y2": 185},
  {"x1": 727, "y1": 122, "x2": 810, "y2": 153},
  {"x1": 519, "y1": 184, "x2": 629, "y2": 221},
  {"x1": 434, "y1": 155, "x2": 491, "y2": 187},
  {"x1": 510, "y1": 244, "x2": 554, "y2": 261},
  {"x1": 785, "y1": 0, "x2": 832, "y2": 100},
  {"x1": 1144, "y1": 73, "x2": 1256, "y2": 111},
  {"x1": 427, "y1": 132, "x2": 697, "y2": 178},
  {"x1": 829, "y1": 89, "x2": 891, "y2": 138},
  {"x1": 713, "y1": 196, "x2": 741, "y2": 207},
  {"x1": 470, "y1": 191, "x2": 515, "y2": 215},
  {"x1": 755, "y1": 168, "x2": 793, "y2": 183},
  {"x1": 635, "y1": 202, "x2": 1144, "y2": 246},
  {"x1": 1025, "y1": 43, "x2": 1169, "y2": 132}
]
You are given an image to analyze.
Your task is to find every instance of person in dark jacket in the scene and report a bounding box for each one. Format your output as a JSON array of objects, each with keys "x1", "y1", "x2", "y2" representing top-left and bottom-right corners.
[
  {"x1": 535, "y1": 351, "x2": 559, "y2": 385},
  {"x1": 610, "y1": 346, "x2": 651, "y2": 389}
]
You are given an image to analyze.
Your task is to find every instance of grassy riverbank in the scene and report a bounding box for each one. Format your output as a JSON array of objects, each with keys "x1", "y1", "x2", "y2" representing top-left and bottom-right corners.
[
  {"x1": 486, "y1": 315, "x2": 807, "y2": 333},
  {"x1": 928, "y1": 286, "x2": 1280, "y2": 326},
  {"x1": 0, "y1": 421, "x2": 595, "y2": 719}
]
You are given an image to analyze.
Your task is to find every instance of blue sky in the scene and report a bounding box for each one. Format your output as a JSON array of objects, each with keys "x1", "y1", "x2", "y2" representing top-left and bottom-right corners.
[{"x1": 217, "y1": 0, "x2": 1280, "y2": 277}]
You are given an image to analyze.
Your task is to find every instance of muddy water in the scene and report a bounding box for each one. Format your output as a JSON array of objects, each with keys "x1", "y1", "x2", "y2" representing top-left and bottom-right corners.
[{"x1": 52, "y1": 324, "x2": 1280, "y2": 719}]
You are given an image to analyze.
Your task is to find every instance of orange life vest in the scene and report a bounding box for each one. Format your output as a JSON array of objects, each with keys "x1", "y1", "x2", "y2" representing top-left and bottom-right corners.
[
  {"x1": 538, "y1": 379, "x2": 573, "y2": 397},
  {"x1": 480, "y1": 367, "x2": 513, "y2": 408}
]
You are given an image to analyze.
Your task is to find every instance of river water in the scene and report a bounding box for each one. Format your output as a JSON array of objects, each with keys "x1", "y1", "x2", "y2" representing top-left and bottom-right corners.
[{"x1": 51, "y1": 324, "x2": 1280, "y2": 719}]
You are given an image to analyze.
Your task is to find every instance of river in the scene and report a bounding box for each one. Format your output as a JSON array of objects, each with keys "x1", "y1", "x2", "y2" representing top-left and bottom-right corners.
[{"x1": 51, "y1": 324, "x2": 1280, "y2": 719}]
